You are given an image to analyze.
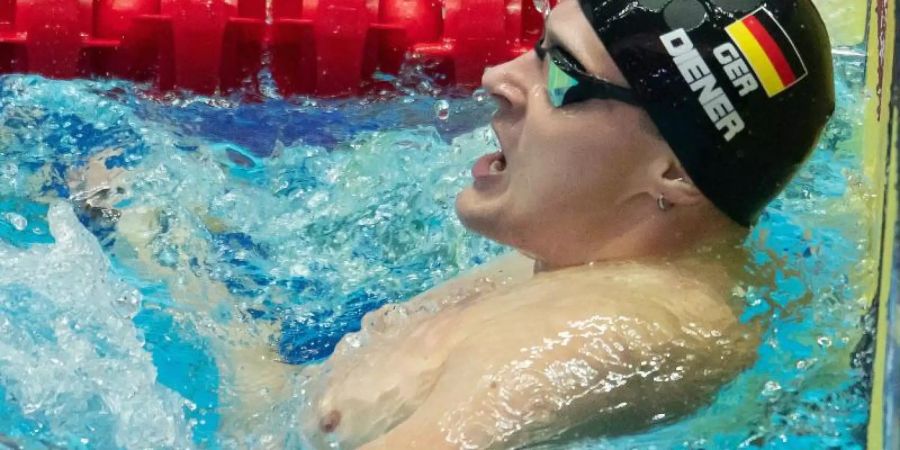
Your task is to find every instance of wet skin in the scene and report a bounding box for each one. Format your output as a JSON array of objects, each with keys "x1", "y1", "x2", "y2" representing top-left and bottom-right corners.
[{"x1": 303, "y1": 253, "x2": 759, "y2": 449}]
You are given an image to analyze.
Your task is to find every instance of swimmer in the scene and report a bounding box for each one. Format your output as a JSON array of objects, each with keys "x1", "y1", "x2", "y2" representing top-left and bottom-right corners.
[{"x1": 292, "y1": 0, "x2": 835, "y2": 448}]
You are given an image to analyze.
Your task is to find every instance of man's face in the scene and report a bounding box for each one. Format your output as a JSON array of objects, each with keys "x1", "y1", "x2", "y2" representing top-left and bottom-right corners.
[{"x1": 455, "y1": 0, "x2": 667, "y2": 262}]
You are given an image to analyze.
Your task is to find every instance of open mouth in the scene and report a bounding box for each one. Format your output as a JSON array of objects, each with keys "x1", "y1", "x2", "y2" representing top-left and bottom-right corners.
[{"x1": 472, "y1": 151, "x2": 507, "y2": 179}]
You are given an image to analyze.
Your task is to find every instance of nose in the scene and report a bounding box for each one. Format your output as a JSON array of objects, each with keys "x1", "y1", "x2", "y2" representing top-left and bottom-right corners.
[{"x1": 481, "y1": 52, "x2": 535, "y2": 115}]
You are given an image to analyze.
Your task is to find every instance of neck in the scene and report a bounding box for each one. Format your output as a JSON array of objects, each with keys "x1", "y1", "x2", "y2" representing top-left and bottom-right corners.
[{"x1": 532, "y1": 216, "x2": 749, "y2": 275}]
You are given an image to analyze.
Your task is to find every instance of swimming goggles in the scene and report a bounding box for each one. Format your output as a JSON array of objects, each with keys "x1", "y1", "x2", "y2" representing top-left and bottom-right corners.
[{"x1": 534, "y1": 38, "x2": 640, "y2": 108}]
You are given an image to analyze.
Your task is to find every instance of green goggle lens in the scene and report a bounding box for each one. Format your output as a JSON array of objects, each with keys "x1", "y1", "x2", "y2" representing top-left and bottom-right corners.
[
  {"x1": 547, "y1": 58, "x2": 579, "y2": 107},
  {"x1": 535, "y1": 37, "x2": 639, "y2": 108}
]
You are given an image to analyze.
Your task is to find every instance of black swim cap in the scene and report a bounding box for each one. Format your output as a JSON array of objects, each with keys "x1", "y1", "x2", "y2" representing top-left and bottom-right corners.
[{"x1": 578, "y1": 0, "x2": 835, "y2": 226}]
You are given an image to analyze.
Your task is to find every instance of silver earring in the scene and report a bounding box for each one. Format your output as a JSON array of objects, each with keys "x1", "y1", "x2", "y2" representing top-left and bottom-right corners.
[{"x1": 657, "y1": 194, "x2": 668, "y2": 211}]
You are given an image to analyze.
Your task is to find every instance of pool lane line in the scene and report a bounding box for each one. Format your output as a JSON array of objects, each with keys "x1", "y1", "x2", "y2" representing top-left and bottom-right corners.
[{"x1": 866, "y1": 0, "x2": 898, "y2": 446}]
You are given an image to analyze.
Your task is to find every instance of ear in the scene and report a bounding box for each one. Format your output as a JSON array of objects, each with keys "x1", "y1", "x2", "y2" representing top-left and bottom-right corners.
[{"x1": 647, "y1": 156, "x2": 704, "y2": 208}]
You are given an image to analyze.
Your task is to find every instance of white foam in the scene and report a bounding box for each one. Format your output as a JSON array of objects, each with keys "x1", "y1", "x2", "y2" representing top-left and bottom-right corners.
[{"x1": 0, "y1": 202, "x2": 194, "y2": 449}]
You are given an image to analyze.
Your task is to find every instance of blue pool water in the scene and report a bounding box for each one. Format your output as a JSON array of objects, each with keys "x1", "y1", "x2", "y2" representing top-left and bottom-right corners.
[{"x1": 0, "y1": 46, "x2": 876, "y2": 448}]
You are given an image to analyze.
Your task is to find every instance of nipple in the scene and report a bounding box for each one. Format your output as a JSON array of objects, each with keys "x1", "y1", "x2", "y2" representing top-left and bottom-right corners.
[{"x1": 319, "y1": 409, "x2": 342, "y2": 433}]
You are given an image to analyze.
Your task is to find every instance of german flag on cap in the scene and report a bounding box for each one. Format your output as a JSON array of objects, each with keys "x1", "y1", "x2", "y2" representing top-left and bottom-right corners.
[{"x1": 726, "y1": 7, "x2": 808, "y2": 97}]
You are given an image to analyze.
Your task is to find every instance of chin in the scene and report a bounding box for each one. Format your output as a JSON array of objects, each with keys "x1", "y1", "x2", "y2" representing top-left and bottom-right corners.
[
  {"x1": 456, "y1": 189, "x2": 537, "y2": 258},
  {"x1": 454, "y1": 187, "x2": 505, "y2": 242}
]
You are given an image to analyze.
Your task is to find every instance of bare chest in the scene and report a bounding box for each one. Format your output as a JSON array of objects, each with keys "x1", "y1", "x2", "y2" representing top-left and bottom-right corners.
[
  {"x1": 304, "y1": 305, "x2": 470, "y2": 447},
  {"x1": 301, "y1": 264, "x2": 744, "y2": 448}
]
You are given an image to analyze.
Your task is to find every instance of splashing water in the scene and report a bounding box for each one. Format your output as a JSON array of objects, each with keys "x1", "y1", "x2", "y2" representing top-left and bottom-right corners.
[
  {"x1": 0, "y1": 203, "x2": 193, "y2": 449},
  {"x1": 0, "y1": 36, "x2": 879, "y2": 450}
]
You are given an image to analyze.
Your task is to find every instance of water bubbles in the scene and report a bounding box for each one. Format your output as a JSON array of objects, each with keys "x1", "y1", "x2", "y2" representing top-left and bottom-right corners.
[
  {"x1": 417, "y1": 80, "x2": 434, "y2": 94},
  {"x1": 290, "y1": 263, "x2": 311, "y2": 277},
  {"x1": 816, "y1": 336, "x2": 833, "y2": 348},
  {"x1": 762, "y1": 380, "x2": 782, "y2": 397},
  {"x1": 155, "y1": 246, "x2": 179, "y2": 268},
  {"x1": 471, "y1": 88, "x2": 489, "y2": 103},
  {"x1": 113, "y1": 291, "x2": 141, "y2": 318},
  {"x1": 4, "y1": 212, "x2": 27, "y2": 231},
  {"x1": 795, "y1": 358, "x2": 816, "y2": 371},
  {"x1": 434, "y1": 99, "x2": 451, "y2": 121},
  {"x1": 0, "y1": 162, "x2": 18, "y2": 188},
  {"x1": 532, "y1": 0, "x2": 551, "y2": 19}
]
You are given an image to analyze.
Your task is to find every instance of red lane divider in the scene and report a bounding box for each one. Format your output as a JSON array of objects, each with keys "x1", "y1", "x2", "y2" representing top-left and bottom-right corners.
[{"x1": 0, "y1": 0, "x2": 550, "y2": 96}]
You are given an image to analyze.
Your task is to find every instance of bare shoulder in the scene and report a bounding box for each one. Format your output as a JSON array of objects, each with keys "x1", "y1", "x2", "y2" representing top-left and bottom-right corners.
[
  {"x1": 354, "y1": 251, "x2": 535, "y2": 336},
  {"x1": 461, "y1": 261, "x2": 748, "y2": 338},
  {"x1": 408, "y1": 251, "x2": 536, "y2": 307}
]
